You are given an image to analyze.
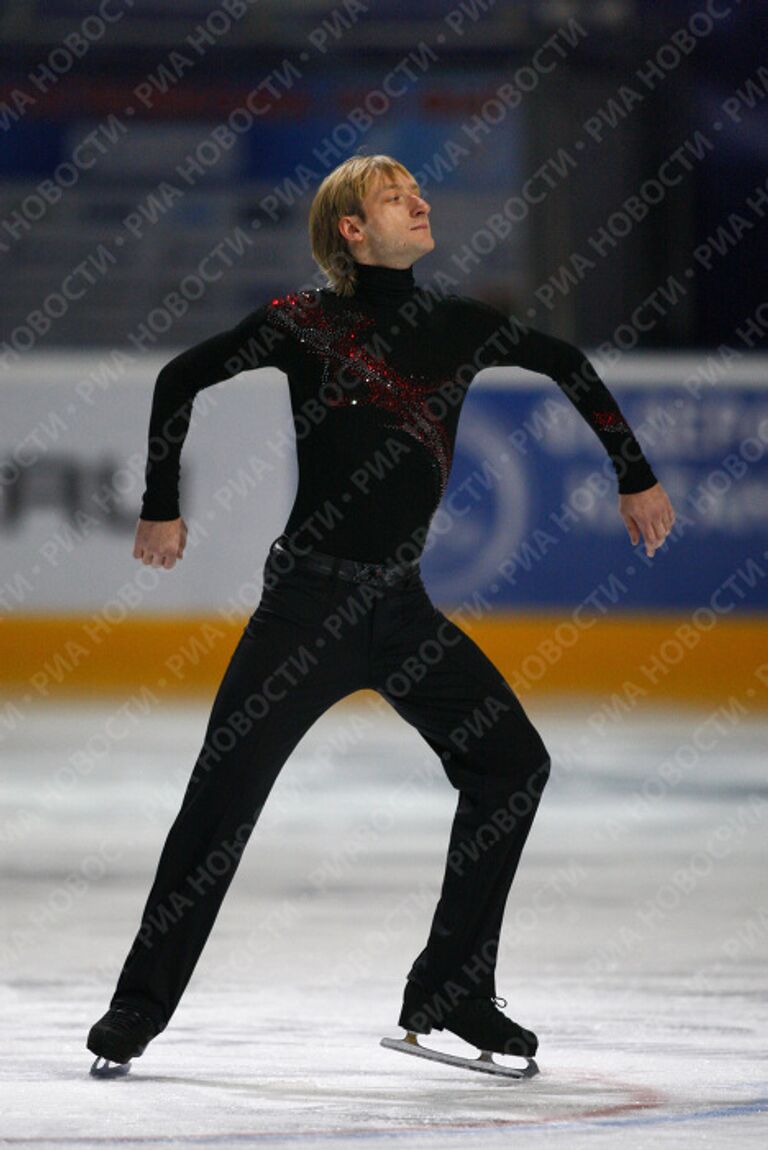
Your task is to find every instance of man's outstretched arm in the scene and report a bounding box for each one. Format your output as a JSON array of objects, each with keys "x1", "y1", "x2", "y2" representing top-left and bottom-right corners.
[
  {"x1": 134, "y1": 304, "x2": 287, "y2": 569},
  {"x1": 474, "y1": 307, "x2": 676, "y2": 558},
  {"x1": 514, "y1": 325, "x2": 676, "y2": 557}
]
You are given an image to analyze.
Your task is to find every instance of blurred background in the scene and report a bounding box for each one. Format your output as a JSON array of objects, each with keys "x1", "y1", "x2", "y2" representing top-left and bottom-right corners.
[
  {"x1": 2, "y1": 3, "x2": 768, "y2": 1142},
  {"x1": 0, "y1": 0, "x2": 765, "y2": 343}
]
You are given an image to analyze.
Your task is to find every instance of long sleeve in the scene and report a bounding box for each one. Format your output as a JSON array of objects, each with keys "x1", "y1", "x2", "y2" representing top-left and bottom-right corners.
[
  {"x1": 467, "y1": 300, "x2": 658, "y2": 495},
  {"x1": 139, "y1": 302, "x2": 288, "y2": 520}
]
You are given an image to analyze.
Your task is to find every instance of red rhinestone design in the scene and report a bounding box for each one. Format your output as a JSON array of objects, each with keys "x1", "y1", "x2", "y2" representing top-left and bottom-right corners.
[
  {"x1": 593, "y1": 410, "x2": 631, "y2": 433},
  {"x1": 267, "y1": 291, "x2": 454, "y2": 496}
]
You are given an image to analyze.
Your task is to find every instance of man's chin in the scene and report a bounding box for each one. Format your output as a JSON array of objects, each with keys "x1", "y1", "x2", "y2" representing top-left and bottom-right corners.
[{"x1": 412, "y1": 233, "x2": 435, "y2": 252}]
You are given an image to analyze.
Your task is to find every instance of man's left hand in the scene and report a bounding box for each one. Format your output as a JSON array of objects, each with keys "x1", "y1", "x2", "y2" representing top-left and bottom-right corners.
[{"x1": 619, "y1": 482, "x2": 676, "y2": 558}]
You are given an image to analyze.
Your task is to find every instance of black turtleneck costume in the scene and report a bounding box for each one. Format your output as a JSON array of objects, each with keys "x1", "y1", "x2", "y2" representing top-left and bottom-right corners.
[
  {"x1": 140, "y1": 261, "x2": 657, "y2": 562},
  {"x1": 106, "y1": 261, "x2": 661, "y2": 1040}
]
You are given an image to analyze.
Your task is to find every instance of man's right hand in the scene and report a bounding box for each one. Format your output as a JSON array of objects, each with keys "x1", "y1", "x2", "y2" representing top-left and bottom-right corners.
[{"x1": 133, "y1": 517, "x2": 187, "y2": 569}]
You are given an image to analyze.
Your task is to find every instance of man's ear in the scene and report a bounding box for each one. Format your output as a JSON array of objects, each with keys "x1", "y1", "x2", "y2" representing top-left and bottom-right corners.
[{"x1": 338, "y1": 214, "x2": 362, "y2": 243}]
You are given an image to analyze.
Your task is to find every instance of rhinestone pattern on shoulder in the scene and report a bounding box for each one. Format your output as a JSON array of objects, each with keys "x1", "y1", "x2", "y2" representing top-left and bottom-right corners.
[{"x1": 267, "y1": 291, "x2": 454, "y2": 497}]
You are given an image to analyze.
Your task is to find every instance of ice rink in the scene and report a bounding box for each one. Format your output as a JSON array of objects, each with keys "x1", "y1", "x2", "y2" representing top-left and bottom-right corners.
[{"x1": 2, "y1": 693, "x2": 767, "y2": 1149}]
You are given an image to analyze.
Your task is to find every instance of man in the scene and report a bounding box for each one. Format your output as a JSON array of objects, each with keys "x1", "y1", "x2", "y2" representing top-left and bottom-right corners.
[{"x1": 86, "y1": 153, "x2": 675, "y2": 1075}]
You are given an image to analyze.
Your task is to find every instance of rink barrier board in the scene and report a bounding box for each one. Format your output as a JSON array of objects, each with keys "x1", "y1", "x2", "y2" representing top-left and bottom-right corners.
[
  {"x1": 2, "y1": 612, "x2": 766, "y2": 706},
  {"x1": 3, "y1": 353, "x2": 768, "y2": 617}
]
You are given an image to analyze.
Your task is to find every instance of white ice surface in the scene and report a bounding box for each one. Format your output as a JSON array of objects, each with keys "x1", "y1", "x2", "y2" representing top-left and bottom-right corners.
[{"x1": 1, "y1": 693, "x2": 767, "y2": 1149}]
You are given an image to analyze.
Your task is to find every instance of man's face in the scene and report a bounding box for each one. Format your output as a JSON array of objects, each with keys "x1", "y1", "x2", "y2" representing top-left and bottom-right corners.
[{"x1": 339, "y1": 171, "x2": 434, "y2": 267}]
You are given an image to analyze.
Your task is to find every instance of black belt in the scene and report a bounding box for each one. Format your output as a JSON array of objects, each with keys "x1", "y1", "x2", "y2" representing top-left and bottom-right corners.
[{"x1": 271, "y1": 536, "x2": 420, "y2": 586}]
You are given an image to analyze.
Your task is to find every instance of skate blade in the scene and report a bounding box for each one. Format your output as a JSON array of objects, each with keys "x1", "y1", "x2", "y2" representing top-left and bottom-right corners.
[
  {"x1": 89, "y1": 1055, "x2": 132, "y2": 1078},
  {"x1": 380, "y1": 1032, "x2": 539, "y2": 1079}
]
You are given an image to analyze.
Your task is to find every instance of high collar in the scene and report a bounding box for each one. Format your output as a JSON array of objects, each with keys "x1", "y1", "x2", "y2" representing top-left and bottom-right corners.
[{"x1": 351, "y1": 260, "x2": 416, "y2": 305}]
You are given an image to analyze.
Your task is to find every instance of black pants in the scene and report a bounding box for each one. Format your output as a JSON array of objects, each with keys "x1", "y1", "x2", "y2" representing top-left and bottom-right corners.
[{"x1": 110, "y1": 537, "x2": 551, "y2": 1032}]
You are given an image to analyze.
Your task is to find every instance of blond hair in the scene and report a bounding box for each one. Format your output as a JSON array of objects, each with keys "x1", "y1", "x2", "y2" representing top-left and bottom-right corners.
[{"x1": 308, "y1": 154, "x2": 415, "y2": 297}]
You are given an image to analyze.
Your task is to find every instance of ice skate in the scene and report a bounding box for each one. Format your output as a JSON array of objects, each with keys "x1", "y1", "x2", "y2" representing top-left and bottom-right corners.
[
  {"x1": 86, "y1": 1007, "x2": 160, "y2": 1077},
  {"x1": 380, "y1": 981, "x2": 539, "y2": 1079}
]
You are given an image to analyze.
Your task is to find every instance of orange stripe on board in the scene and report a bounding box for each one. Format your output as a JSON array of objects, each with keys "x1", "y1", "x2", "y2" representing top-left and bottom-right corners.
[{"x1": 1, "y1": 612, "x2": 766, "y2": 705}]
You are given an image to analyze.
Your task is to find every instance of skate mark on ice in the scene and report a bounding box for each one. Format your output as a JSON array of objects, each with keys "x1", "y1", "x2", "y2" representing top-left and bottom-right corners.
[{"x1": 4, "y1": 1093, "x2": 768, "y2": 1144}]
